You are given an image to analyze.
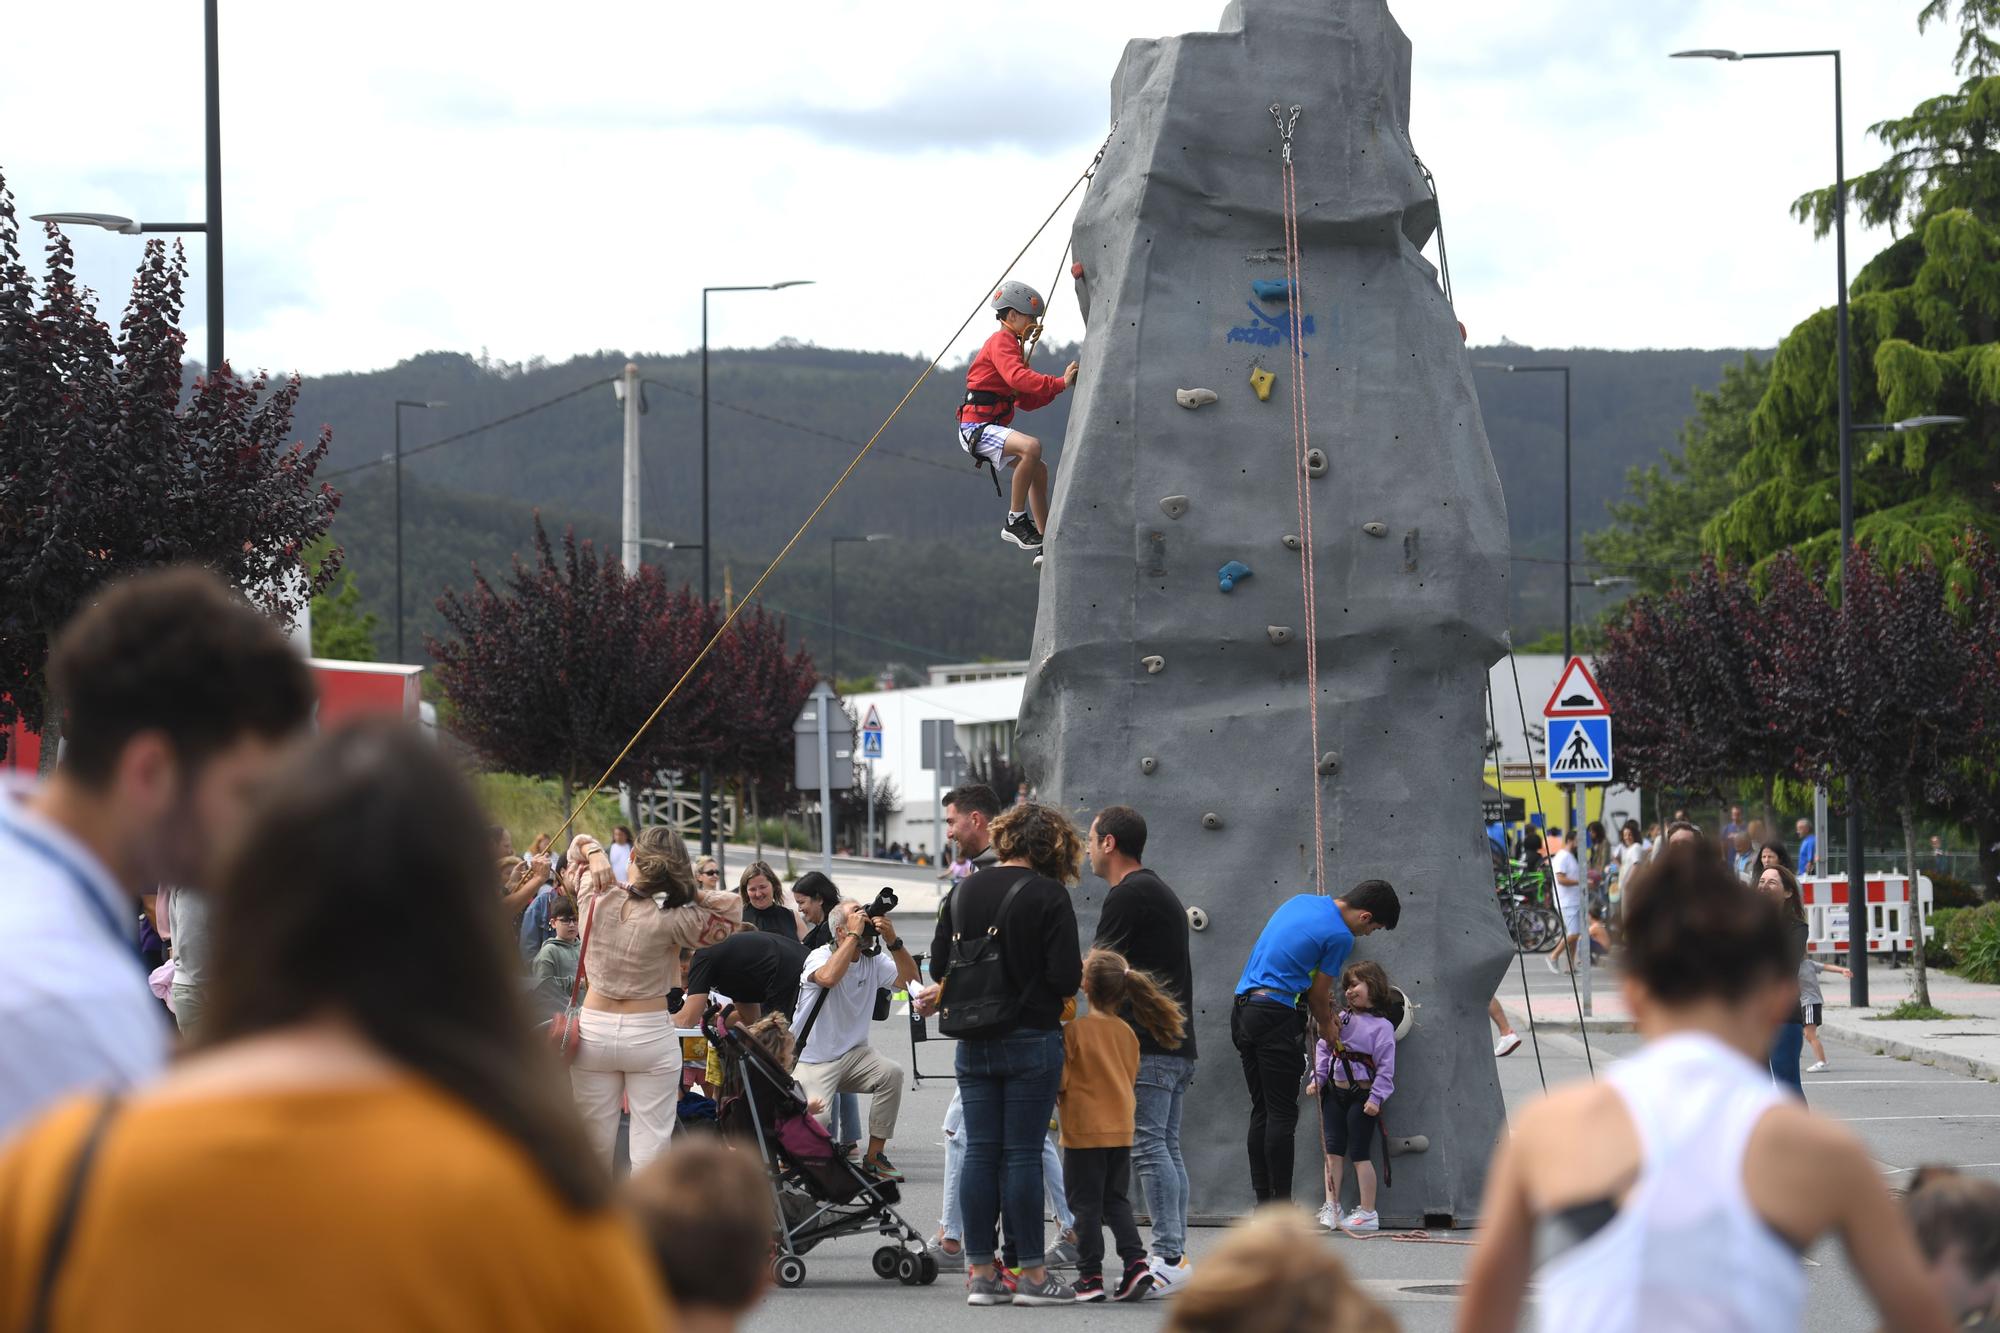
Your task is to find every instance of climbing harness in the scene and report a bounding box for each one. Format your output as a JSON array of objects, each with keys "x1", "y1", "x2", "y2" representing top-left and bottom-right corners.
[
  {"x1": 540, "y1": 140, "x2": 1111, "y2": 850},
  {"x1": 1325, "y1": 1025, "x2": 1395, "y2": 1188},
  {"x1": 1273, "y1": 101, "x2": 1326, "y2": 896}
]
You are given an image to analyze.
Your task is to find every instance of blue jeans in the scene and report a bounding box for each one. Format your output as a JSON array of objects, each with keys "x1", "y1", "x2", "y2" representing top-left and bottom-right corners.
[
  {"x1": 956, "y1": 1028, "x2": 1064, "y2": 1268},
  {"x1": 1769, "y1": 1021, "x2": 1805, "y2": 1101},
  {"x1": 941, "y1": 1092, "x2": 1070, "y2": 1244},
  {"x1": 1133, "y1": 1052, "x2": 1194, "y2": 1261},
  {"x1": 832, "y1": 1091, "x2": 861, "y2": 1144}
]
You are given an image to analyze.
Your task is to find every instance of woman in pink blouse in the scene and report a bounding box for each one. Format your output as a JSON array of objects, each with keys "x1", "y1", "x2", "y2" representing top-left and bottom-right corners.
[{"x1": 566, "y1": 826, "x2": 742, "y2": 1168}]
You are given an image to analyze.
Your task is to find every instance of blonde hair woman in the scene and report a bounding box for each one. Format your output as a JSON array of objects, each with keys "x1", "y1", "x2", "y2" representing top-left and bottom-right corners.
[
  {"x1": 567, "y1": 826, "x2": 742, "y2": 1169},
  {"x1": 1165, "y1": 1207, "x2": 1392, "y2": 1333},
  {"x1": 928, "y1": 802, "x2": 1086, "y2": 1307}
]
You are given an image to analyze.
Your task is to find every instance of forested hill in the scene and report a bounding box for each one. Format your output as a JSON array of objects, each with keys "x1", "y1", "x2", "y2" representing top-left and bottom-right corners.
[{"x1": 298, "y1": 342, "x2": 1761, "y2": 676}]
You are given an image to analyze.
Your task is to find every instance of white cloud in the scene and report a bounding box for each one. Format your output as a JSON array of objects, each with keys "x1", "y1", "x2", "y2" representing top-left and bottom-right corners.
[{"x1": 2, "y1": 0, "x2": 1960, "y2": 374}]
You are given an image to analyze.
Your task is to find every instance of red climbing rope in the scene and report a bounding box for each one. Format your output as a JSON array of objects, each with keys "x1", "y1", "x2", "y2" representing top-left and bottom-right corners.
[{"x1": 1274, "y1": 102, "x2": 1326, "y2": 897}]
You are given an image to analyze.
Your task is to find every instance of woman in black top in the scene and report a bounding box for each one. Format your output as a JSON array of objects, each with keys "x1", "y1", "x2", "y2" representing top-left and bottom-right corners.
[
  {"x1": 737, "y1": 861, "x2": 797, "y2": 937},
  {"x1": 929, "y1": 803, "x2": 1084, "y2": 1306},
  {"x1": 1757, "y1": 863, "x2": 1810, "y2": 1102}
]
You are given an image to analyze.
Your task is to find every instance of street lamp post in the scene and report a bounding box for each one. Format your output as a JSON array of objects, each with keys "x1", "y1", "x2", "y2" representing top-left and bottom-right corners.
[
  {"x1": 1478, "y1": 361, "x2": 1574, "y2": 832},
  {"x1": 32, "y1": 0, "x2": 225, "y2": 374},
  {"x1": 830, "y1": 535, "x2": 893, "y2": 689},
  {"x1": 699, "y1": 279, "x2": 812, "y2": 854},
  {"x1": 393, "y1": 400, "x2": 446, "y2": 663},
  {"x1": 1674, "y1": 44, "x2": 1864, "y2": 1000}
]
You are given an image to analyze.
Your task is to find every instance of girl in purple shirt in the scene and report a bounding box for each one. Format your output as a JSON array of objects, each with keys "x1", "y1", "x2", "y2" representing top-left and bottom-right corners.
[{"x1": 1306, "y1": 960, "x2": 1401, "y2": 1232}]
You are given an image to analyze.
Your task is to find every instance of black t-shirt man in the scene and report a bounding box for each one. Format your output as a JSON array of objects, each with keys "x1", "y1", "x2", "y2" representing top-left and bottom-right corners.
[
  {"x1": 685, "y1": 930, "x2": 810, "y2": 1019},
  {"x1": 1093, "y1": 867, "x2": 1197, "y2": 1061}
]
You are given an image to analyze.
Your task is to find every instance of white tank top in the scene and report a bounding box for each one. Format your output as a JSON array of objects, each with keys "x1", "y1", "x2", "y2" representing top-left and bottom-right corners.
[{"x1": 1535, "y1": 1031, "x2": 1805, "y2": 1333}]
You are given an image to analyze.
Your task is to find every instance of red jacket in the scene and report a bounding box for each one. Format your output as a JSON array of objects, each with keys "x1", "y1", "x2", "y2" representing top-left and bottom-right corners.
[{"x1": 960, "y1": 328, "x2": 1067, "y2": 426}]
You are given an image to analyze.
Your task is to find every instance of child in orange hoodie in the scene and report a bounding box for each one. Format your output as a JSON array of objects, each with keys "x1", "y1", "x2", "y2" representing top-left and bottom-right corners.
[{"x1": 1060, "y1": 947, "x2": 1188, "y2": 1303}]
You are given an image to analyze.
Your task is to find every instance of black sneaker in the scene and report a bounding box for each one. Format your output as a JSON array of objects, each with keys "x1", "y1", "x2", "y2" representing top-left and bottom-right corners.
[
  {"x1": 1114, "y1": 1261, "x2": 1155, "y2": 1302},
  {"x1": 1002, "y1": 514, "x2": 1044, "y2": 550},
  {"x1": 1072, "y1": 1276, "x2": 1106, "y2": 1303}
]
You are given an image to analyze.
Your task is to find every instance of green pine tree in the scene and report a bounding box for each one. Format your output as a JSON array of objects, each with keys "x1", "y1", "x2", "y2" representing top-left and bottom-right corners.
[
  {"x1": 309, "y1": 542, "x2": 380, "y2": 661},
  {"x1": 1709, "y1": 0, "x2": 2000, "y2": 578}
]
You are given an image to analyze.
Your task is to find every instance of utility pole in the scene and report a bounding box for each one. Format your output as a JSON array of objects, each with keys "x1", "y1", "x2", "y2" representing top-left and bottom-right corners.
[{"x1": 621, "y1": 361, "x2": 641, "y2": 575}]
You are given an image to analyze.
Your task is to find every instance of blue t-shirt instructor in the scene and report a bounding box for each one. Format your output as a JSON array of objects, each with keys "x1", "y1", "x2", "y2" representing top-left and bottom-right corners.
[{"x1": 1231, "y1": 880, "x2": 1400, "y2": 1203}]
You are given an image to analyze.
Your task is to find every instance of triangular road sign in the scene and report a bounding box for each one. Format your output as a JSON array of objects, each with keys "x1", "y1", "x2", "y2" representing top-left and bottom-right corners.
[
  {"x1": 1543, "y1": 657, "x2": 1609, "y2": 717},
  {"x1": 861, "y1": 704, "x2": 883, "y2": 731}
]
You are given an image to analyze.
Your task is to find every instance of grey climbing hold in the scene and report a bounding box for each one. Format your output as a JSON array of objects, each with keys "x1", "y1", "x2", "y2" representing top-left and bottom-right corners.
[
  {"x1": 1140, "y1": 756, "x2": 1159, "y2": 775},
  {"x1": 1266, "y1": 625, "x2": 1294, "y2": 645},
  {"x1": 1186, "y1": 905, "x2": 1210, "y2": 932},
  {"x1": 1281, "y1": 534, "x2": 1301, "y2": 551},
  {"x1": 1386, "y1": 1135, "x2": 1431, "y2": 1157},
  {"x1": 1363, "y1": 521, "x2": 1388, "y2": 538},
  {"x1": 1160, "y1": 495, "x2": 1190, "y2": 520},
  {"x1": 1404, "y1": 527, "x2": 1421, "y2": 572},
  {"x1": 1175, "y1": 387, "x2": 1219, "y2": 410},
  {"x1": 1201, "y1": 812, "x2": 1223, "y2": 830},
  {"x1": 1317, "y1": 751, "x2": 1340, "y2": 776},
  {"x1": 1142, "y1": 655, "x2": 1165, "y2": 675},
  {"x1": 1304, "y1": 448, "x2": 1328, "y2": 477}
]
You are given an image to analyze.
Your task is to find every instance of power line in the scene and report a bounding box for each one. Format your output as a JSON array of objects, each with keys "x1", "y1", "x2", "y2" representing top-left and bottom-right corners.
[
  {"x1": 640, "y1": 376, "x2": 964, "y2": 475},
  {"x1": 320, "y1": 376, "x2": 615, "y2": 482}
]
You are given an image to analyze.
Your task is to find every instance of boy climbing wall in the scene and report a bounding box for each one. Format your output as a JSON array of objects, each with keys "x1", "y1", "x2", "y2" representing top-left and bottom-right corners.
[{"x1": 958, "y1": 280, "x2": 1079, "y2": 554}]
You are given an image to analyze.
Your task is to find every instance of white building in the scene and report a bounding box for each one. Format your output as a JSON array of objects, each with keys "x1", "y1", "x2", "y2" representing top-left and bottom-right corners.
[
  {"x1": 846, "y1": 662, "x2": 1029, "y2": 854},
  {"x1": 847, "y1": 654, "x2": 1643, "y2": 853}
]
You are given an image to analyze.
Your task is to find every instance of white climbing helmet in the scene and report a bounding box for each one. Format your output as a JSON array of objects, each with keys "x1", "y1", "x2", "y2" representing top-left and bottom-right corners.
[{"x1": 991, "y1": 280, "x2": 1046, "y2": 320}]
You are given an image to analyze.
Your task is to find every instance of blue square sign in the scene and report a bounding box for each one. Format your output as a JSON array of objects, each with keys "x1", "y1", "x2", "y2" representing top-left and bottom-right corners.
[
  {"x1": 862, "y1": 729, "x2": 883, "y2": 759},
  {"x1": 1546, "y1": 715, "x2": 1612, "y2": 783}
]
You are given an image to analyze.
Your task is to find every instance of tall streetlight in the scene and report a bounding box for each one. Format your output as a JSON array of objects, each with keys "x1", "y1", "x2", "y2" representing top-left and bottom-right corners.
[
  {"x1": 393, "y1": 399, "x2": 447, "y2": 663},
  {"x1": 831, "y1": 535, "x2": 894, "y2": 687},
  {"x1": 699, "y1": 279, "x2": 813, "y2": 854},
  {"x1": 1674, "y1": 44, "x2": 1863, "y2": 999},
  {"x1": 32, "y1": 0, "x2": 225, "y2": 375},
  {"x1": 1478, "y1": 361, "x2": 1574, "y2": 832}
]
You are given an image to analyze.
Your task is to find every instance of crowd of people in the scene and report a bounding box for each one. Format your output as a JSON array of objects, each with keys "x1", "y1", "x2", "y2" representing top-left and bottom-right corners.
[{"x1": 2, "y1": 565, "x2": 1997, "y2": 1332}]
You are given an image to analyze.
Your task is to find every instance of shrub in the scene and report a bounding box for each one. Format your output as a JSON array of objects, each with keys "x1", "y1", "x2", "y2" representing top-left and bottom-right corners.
[
  {"x1": 1945, "y1": 903, "x2": 2000, "y2": 961},
  {"x1": 1960, "y1": 914, "x2": 2000, "y2": 986},
  {"x1": 1927, "y1": 907, "x2": 1961, "y2": 969},
  {"x1": 1928, "y1": 872, "x2": 1983, "y2": 910}
]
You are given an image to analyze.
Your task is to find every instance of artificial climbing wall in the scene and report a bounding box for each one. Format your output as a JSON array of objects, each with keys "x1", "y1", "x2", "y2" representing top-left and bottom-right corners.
[{"x1": 1018, "y1": 0, "x2": 1514, "y2": 1225}]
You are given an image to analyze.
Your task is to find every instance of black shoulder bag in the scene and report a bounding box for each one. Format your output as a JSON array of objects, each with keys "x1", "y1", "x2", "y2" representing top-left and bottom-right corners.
[{"x1": 937, "y1": 870, "x2": 1034, "y2": 1037}]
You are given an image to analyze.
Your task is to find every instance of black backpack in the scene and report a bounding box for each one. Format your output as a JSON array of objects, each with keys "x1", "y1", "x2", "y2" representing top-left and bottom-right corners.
[{"x1": 937, "y1": 870, "x2": 1033, "y2": 1038}]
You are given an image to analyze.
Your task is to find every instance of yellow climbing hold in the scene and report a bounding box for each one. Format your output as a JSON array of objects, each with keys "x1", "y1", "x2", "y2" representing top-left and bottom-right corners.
[{"x1": 1249, "y1": 366, "x2": 1275, "y2": 401}]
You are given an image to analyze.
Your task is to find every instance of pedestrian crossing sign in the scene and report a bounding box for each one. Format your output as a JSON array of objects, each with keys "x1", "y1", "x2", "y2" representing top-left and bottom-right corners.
[{"x1": 1546, "y1": 715, "x2": 1613, "y2": 783}]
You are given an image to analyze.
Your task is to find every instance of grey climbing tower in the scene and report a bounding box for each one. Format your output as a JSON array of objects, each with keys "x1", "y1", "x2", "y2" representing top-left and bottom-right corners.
[{"x1": 1017, "y1": 0, "x2": 1512, "y2": 1225}]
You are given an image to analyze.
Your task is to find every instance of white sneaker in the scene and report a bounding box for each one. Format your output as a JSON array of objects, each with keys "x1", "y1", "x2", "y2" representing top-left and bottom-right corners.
[
  {"x1": 1495, "y1": 1032, "x2": 1522, "y2": 1057},
  {"x1": 1806, "y1": 1060, "x2": 1829, "y2": 1073},
  {"x1": 1341, "y1": 1208, "x2": 1380, "y2": 1233},
  {"x1": 1545, "y1": 953, "x2": 1561, "y2": 973},
  {"x1": 1147, "y1": 1255, "x2": 1193, "y2": 1298},
  {"x1": 1314, "y1": 1201, "x2": 1337, "y2": 1229}
]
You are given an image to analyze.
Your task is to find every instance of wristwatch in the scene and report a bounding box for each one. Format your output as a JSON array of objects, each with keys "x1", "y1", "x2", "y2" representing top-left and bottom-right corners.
[{"x1": 887, "y1": 938, "x2": 908, "y2": 952}]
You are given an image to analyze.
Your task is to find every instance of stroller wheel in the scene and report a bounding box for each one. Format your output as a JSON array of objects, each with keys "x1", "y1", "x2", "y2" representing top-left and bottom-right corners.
[
  {"x1": 773, "y1": 1255, "x2": 807, "y2": 1289},
  {"x1": 917, "y1": 1252, "x2": 940, "y2": 1286},
  {"x1": 872, "y1": 1246, "x2": 902, "y2": 1280},
  {"x1": 895, "y1": 1252, "x2": 923, "y2": 1285}
]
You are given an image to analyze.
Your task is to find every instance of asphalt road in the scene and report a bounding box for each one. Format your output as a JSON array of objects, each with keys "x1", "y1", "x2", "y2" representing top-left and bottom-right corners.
[{"x1": 742, "y1": 966, "x2": 1999, "y2": 1331}]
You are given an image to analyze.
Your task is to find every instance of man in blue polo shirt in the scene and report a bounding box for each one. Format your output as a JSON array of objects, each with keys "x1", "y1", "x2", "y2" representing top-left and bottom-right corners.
[{"x1": 1231, "y1": 880, "x2": 1400, "y2": 1202}]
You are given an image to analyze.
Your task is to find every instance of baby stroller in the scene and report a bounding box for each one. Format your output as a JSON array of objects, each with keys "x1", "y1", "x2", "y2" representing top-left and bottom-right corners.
[{"x1": 704, "y1": 1005, "x2": 936, "y2": 1290}]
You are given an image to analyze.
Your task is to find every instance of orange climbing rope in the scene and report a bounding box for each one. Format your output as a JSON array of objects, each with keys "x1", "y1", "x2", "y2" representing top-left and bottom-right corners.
[
  {"x1": 1274, "y1": 102, "x2": 1327, "y2": 897},
  {"x1": 537, "y1": 138, "x2": 1111, "y2": 851}
]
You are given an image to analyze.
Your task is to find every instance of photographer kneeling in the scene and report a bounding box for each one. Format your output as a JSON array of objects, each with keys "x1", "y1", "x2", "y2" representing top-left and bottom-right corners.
[{"x1": 795, "y1": 894, "x2": 921, "y2": 1181}]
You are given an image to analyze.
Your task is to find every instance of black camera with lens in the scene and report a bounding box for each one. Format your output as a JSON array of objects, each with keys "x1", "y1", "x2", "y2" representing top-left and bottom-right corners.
[{"x1": 857, "y1": 886, "x2": 899, "y2": 941}]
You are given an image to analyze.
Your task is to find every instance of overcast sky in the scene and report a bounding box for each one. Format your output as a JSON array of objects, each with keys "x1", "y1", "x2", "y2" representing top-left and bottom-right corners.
[{"x1": 2, "y1": 0, "x2": 1962, "y2": 376}]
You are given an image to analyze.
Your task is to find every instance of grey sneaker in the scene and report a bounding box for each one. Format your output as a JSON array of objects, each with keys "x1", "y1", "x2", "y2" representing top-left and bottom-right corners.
[
  {"x1": 1047, "y1": 1238, "x2": 1081, "y2": 1269},
  {"x1": 966, "y1": 1271, "x2": 1013, "y2": 1306},
  {"x1": 928, "y1": 1240, "x2": 966, "y2": 1272},
  {"x1": 1012, "y1": 1270, "x2": 1076, "y2": 1306}
]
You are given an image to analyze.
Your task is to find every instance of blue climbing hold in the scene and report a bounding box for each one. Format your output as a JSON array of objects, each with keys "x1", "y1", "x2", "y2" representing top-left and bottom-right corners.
[
  {"x1": 1218, "y1": 560, "x2": 1253, "y2": 592},
  {"x1": 1251, "y1": 279, "x2": 1294, "y2": 303}
]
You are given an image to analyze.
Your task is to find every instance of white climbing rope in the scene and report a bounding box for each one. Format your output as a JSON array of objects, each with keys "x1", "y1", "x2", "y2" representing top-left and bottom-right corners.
[{"x1": 1274, "y1": 101, "x2": 1327, "y2": 896}]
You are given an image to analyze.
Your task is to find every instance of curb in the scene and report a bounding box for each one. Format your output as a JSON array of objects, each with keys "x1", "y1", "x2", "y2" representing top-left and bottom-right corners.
[
  {"x1": 1498, "y1": 1003, "x2": 1635, "y2": 1037},
  {"x1": 1818, "y1": 1019, "x2": 2000, "y2": 1082}
]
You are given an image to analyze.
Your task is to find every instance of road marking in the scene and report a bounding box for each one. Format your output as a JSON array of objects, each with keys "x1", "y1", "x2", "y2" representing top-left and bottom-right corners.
[
  {"x1": 1838, "y1": 1114, "x2": 2000, "y2": 1123},
  {"x1": 1808, "y1": 1078, "x2": 1984, "y2": 1085},
  {"x1": 1882, "y1": 1162, "x2": 2000, "y2": 1173}
]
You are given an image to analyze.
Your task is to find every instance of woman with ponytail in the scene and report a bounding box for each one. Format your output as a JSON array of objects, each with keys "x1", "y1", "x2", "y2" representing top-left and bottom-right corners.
[{"x1": 1059, "y1": 947, "x2": 1187, "y2": 1302}]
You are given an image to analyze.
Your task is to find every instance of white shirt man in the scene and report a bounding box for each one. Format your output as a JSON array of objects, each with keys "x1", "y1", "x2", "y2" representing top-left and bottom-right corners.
[
  {"x1": 1548, "y1": 839, "x2": 1585, "y2": 974},
  {"x1": 793, "y1": 900, "x2": 920, "y2": 1180}
]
